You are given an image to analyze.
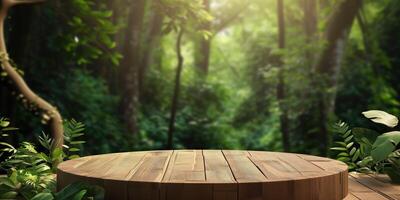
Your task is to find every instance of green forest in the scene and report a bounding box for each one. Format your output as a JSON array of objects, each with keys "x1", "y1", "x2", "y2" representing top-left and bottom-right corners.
[
  {"x1": 1, "y1": 0, "x2": 399, "y2": 155},
  {"x1": 1, "y1": 0, "x2": 400, "y2": 198}
]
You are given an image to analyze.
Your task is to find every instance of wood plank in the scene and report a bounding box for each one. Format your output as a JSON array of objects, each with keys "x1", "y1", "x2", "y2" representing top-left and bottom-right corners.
[
  {"x1": 101, "y1": 152, "x2": 147, "y2": 200},
  {"x1": 127, "y1": 151, "x2": 173, "y2": 200},
  {"x1": 161, "y1": 150, "x2": 211, "y2": 200},
  {"x1": 350, "y1": 172, "x2": 400, "y2": 200},
  {"x1": 102, "y1": 152, "x2": 147, "y2": 180},
  {"x1": 203, "y1": 150, "x2": 237, "y2": 200},
  {"x1": 60, "y1": 155, "x2": 114, "y2": 187},
  {"x1": 222, "y1": 150, "x2": 266, "y2": 183},
  {"x1": 298, "y1": 154, "x2": 332, "y2": 162},
  {"x1": 348, "y1": 176, "x2": 374, "y2": 193},
  {"x1": 344, "y1": 193, "x2": 360, "y2": 200},
  {"x1": 223, "y1": 150, "x2": 266, "y2": 200},
  {"x1": 311, "y1": 160, "x2": 348, "y2": 173},
  {"x1": 277, "y1": 153, "x2": 324, "y2": 175},
  {"x1": 204, "y1": 150, "x2": 236, "y2": 183},
  {"x1": 162, "y1": 150, "x2": 205, "y2": 183},
  {"x1": 351, "y1": 192, "x2": 389, "y2": 200},
  {"x1": 248, "y1": 151, "x2": 301, "y2": 180}
]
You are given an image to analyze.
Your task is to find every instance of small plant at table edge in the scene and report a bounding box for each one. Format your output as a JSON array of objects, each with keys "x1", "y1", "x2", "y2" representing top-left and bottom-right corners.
[
  {"x1": 331, "y1": 110, "x2": 400, "y2": 184},
  {"x1": 0, "y1": 117, "x2": 104, "y2": 200}
]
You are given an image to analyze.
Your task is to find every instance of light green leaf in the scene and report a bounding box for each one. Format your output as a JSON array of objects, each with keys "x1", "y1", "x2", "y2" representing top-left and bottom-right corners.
[
  {"x1": 350, "y1": 147, "x2": 357, "y2": 156},
  {"x1": 330, "y1": 147, "x2": 347, "y2": 151},
  {"x1": 362, "y1": 110, "x2": 399, "y2": 128},
  {"x1": 0, "y1": 120, "x2": 10, "y2": 127},
  {"x1": 346, "y1": 142, "x2": 354, "y2": 149}
]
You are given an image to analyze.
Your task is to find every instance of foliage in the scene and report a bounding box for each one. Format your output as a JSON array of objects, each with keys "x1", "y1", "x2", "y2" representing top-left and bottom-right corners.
[
  {"x1": 63, "y1": 69, "x2": 129, "y2": 154},
  {"x1": 156, "y1": 0, "x2": 213, "y2": 34},
  {"x1": 6, "y1": 0, "x2": 125, "y2": 155},
  {"x1": 2, "y1": 0, "x2": 400, "y2": 159},
  {"x1": 53, "y1": 0, "x2": 122, "y2": 67},
  {"x1": 0, "y1": 117, "x2": 104, "y2": 199},
  {"x1": 330, "y1": 121, "x2": 375, "y2": 171},
  {"x1": 331, "y1": 110, "x2": 400, "y2": 183}
]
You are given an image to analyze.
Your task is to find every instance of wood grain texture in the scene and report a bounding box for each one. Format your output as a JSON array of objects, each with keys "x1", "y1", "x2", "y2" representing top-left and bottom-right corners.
[{"x1": 57, "y1": 150, "x2": 349, "y2": 200}]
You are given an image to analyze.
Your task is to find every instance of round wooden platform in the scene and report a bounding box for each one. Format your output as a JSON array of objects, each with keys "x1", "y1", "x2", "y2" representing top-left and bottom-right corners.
[{"x1": 57, "y1": 150, "x2": 348, "y2": 200}]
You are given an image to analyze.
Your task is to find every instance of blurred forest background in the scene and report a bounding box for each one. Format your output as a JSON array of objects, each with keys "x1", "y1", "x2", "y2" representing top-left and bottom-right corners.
[{"x1": 0, "y1": 0, "x2": 398, "y2": 156}]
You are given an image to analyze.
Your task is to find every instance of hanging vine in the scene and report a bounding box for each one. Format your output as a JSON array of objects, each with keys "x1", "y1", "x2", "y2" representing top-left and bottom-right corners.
[{"x1": 0, "y1": 0, "x2": 64, "y2": 147}]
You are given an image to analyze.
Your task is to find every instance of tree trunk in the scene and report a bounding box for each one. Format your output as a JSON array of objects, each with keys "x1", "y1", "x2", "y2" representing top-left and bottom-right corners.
[
  {"x1": 194, "y1": 0, "x2": 211, "y2": 75},
  {"x1": 303, "y1": 0, "x2": 317, "y2": 43},
  {"x1": 167, "y1": 29, "x2": 184, "y2": 150},
  {"x1": 276, "y1": 0, "x2": 290, "y2": 152},
  {"x1": 139, "y1": 2, "x2": 164, "y2": 96},
  {"x1": 0, "y1": 0, "x2": 64, "y2": 147},
  {"x1": 119, "y1": 0, "x2": 146, "y2": 136},
  {"x1": 313, "y1": 0, "x2": 362, "y2": 154}
]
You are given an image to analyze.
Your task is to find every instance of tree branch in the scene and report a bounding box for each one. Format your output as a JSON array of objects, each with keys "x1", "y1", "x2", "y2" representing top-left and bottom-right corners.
[{"x1": 0, "y1": 0, "x2": 64, "y2": 147}]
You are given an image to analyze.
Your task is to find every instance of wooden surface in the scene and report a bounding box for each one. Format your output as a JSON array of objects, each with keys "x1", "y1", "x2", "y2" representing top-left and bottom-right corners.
[
  {"x1": 345, "y1": 172, "x2": 400, "y2": 200},
  {"x1": 57, "y1": 150, "x2": 348, "y2": 200}
]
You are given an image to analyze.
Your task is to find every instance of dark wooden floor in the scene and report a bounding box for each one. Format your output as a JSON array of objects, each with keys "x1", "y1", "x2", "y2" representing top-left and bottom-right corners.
[{"x1": 347, "y1": 172, "x2": 400, "y2": 200}]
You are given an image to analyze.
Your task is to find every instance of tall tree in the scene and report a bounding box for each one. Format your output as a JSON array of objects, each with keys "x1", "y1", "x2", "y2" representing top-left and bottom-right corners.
[
  {"x1": 294, "y1": 0, "x2": 318, "y2": 153},
  {"x1": 194, "y1": 0, "x2": 211, "y2": 75},
  {"x1": 276, "y1": 0, "x2": 290, "y2": 152},
  {"x1": 313, "y1": 0, "x2": 363, "y2": 154},
  {"x1": 159, "y1": 0, "x2": 213, "y2": 149},
  {"x1": 139, "y1": 1, "x2": 164, "y2": 95},
  {"x1": 303, "y1": 0, "x2": 317, "y2": 47},
  {"x1": 167, "y1": 29, "x2": 184, "y2": 149},
  {"x1": 118, "y1": 0, "x2": 146, "y2": 136}
]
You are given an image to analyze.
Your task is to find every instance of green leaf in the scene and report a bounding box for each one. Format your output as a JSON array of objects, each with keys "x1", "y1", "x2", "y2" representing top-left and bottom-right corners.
[
  {"x1": 338, "y1": 157, "x2": 350, "y2": 162},
  {"x1": 72, "y1": 190, "x2": 87, "y2": 200},
  {"x1": 343, "y1": 130, "x2": 352, "y2": 138},
  {"x1": 70, "y1": 141, "x2": 86, "y2": 145},
  {"x1": 0, "y1": 191, "x2": 18, "y2": 199},
  {"x1": 338, "y1": 152, "x2": 349, "y2": 157},
  {"x1": 373, "y1": 131, "x2": 400, "y2": 147},
  {"x1": 345, "y1": 135, "x2": 354, "y2": 143},
  {"x1": 362, "y1": 110, "x2": 399, "y2": 128},
  {"x1": 352, "y1": 149, "x2": 361, "y2": 162},
  {"x1": 56, "y1": 182, "x2": 87, "y2": 200},
  {"x1": 346, "y1": 142, "x2": 354, "y2": 149},
  {"x1": 335, "y1": 142, "x2": 347, "y2": 147},
  {"x1": 31, "y1": 192, "x2": 54, "y2": 200},
  {"x1": 0, "y1": 120, "x2": 10, "y2": 127},
  {"x1": 371, "y1": 131, "x2": 400, "y2": 162},
  {"x1": 350, "y1": 147, "x2": 357, "y2": 156},
  {"x1": 69, "y1": 148, "x2": 80, "y2": 152},
  {"x1": 330, "y1": 147, "x2": 347, "y2": 151},
  {"x1": 372, "y1": 140, "x2": 395, "y2": 162},
  {"x1": 68, "y1": 155, "x2": 80, "y2": 160}
]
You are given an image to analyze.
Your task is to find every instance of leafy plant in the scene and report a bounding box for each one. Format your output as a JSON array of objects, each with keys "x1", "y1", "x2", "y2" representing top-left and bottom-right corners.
[
  {"x1": 0, "y1": 117, "x2": 104, "y2": 200},
  {"x1": 63, "y1": 119, "x2": 86, "y2": 160},
  {"x1": 331, "y1": 110, "x2": 400, "y2": 183}
]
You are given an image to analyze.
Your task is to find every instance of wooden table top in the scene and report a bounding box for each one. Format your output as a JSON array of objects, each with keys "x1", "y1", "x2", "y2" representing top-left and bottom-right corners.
[
  {"x1": 346, "y1": 172, "x2": 400, "y2": 200},
  {"x1": 57, "y1": 150, "x2": 348, "y2": 200}
]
